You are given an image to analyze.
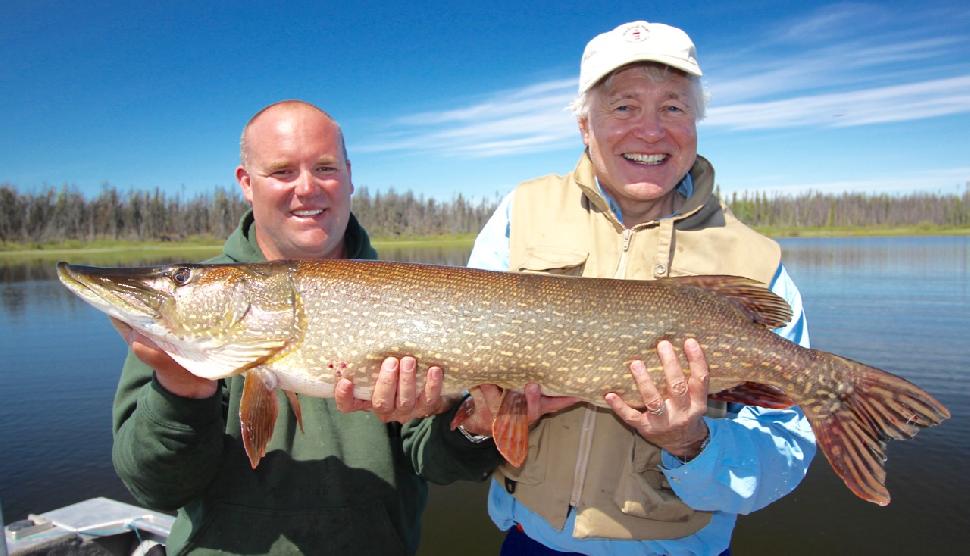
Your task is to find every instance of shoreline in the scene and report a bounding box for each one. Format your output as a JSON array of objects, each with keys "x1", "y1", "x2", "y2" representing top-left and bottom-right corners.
[{"x1": 1, "y1": 227, "x2": 967, "y2": 260}]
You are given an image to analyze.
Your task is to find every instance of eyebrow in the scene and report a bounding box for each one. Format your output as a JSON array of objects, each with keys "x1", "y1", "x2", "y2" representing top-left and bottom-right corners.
[
  {"x1": 263, "y1": 161, "x2": 292, "y2": 174},
  {"x1": 261, "y1": 157, "x2": 340, "y2": 173}
]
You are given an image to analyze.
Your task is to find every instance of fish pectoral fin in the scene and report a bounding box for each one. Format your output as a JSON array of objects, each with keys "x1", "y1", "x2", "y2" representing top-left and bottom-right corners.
[
  {"x1": 492, "y1": 390, "x2": 529, "y2": 468},
  {"x1": 284, "y1": 390, "x2": 304, "y2": 433},
  {"x1": 239, "y1": 368, "x2": 279, "y2": 469},
  {"x1": 710, "y1": 381, "x2": 795, "y2": 409},
  {"x1": 171, "y1": 338, "x2": 288, "y2": 380}
]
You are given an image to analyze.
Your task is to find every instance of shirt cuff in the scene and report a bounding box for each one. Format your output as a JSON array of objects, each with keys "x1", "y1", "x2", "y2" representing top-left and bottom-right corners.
[
  {"x1": 661, "y1": 416, "x2": 720, "y2": 474},
  {"x1": 142, "y1": 374, "x2": 222, "y2": 428}
]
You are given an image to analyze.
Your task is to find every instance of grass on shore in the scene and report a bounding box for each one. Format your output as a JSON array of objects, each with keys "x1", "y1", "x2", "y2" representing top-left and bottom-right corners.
[
  {"x1": 0, "y1": 234, "x2": 479, "y2": 264},
  {"x1": 760, "y1": 225, "x2": 970, "y2": 238},
  {"x1": 2, "y1": 227, "x2": 966, "y2": 262}
]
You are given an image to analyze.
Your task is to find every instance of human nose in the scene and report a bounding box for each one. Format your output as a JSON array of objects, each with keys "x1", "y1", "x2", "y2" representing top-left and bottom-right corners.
[
  {"x1": 293, "y1": 168, "x2": 316, "y2": 196},
  {"x1": 631, "y1": 111, "x2": 665, "y2": 142}
]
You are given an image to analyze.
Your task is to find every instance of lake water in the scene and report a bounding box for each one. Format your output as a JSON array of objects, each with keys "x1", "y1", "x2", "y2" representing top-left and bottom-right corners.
[{"x1": 1, "y1": 236, "x2": 967, "y2": 555}]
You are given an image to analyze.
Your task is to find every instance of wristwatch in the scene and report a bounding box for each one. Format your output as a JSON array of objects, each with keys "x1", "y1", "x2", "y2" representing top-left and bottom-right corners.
[{"x1": 457, "y1": 425, "x2": 492, "y2": 444}]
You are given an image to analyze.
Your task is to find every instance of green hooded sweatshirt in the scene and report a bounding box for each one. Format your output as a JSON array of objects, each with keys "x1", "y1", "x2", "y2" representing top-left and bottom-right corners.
[{"x1": 112, "y1": 210, "x2": 500, "y2": 555}]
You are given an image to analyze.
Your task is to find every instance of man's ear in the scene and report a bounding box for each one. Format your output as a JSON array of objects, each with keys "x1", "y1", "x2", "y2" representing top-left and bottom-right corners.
[
  {"x1": 346, "y1": 159, "x2": 354, "y2": 194},
  {"x1": 235, "y1": 166, "x2": 254, "y2": 203},
  {"x1": 577, "y1": 117, "x2": 591, "y2": 148}
]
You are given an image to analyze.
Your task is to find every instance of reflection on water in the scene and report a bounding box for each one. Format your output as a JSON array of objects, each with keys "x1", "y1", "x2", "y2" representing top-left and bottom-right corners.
[
  {"x1": 378, "y1": 244, "x2": 471, "y2": 266},
  {"x1": 0, "y1": 236, "x2": 967, "y2": 556}
]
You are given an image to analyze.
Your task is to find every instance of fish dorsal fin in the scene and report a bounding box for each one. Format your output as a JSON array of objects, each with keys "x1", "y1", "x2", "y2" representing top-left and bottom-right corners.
[{"x1": 661, "y1": 275, "x2": 793, "y2": 329}]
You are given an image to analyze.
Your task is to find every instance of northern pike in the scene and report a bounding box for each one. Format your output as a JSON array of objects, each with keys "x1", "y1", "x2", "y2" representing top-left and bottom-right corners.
[{"x1": 56, "y1": 259, "x2": 949, "y2": 506}]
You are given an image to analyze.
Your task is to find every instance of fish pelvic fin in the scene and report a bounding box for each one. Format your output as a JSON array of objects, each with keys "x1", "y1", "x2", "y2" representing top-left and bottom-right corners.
[
  {"x1": 801, "y1": 353, "x2": 950, "y2": 506},
  {"x1": 663, "y1": 275, "x2": 793, "y2": 329},
  {"x1": 284, "y1": 390, "x2": 304, "y2": 433},
  {"x1": 492, "y1": 390, "x2": 529, "y2": 468},
  {"x1": 239, "y1": 368, "x2": 280, "y2": 469}
]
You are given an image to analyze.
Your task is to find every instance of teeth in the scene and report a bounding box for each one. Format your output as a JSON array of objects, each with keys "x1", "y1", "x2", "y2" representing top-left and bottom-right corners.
[
  {"x1": 623, "y1": 153, "x2": 667, "y2": 165},
  {"x1": 293, "y1": 209, "x2": 323, "y2": 217}
]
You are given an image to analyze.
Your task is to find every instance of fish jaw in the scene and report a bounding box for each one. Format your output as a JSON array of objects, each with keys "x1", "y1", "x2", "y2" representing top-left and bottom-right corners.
[
  {"x1": 56, "y1": 262, "x2": 167, "y2": 330},
  {"x1": 56, "y1": 262, "x2": 301, "y2": 381}
]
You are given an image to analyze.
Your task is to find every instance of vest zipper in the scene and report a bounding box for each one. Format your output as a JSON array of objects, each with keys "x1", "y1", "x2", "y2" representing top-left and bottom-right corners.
[
  {"x1": 613, "y1": 228, "x2": 634, "y2": 279},
  {"x1": 569, "y1": 408, "x2": 598, "y2": 507},
  {"x1": 570, "y1": 228, "x2": 630, "y2": 505}
]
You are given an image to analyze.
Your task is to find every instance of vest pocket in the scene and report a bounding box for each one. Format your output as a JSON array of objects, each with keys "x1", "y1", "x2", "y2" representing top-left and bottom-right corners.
[
  {"x1": 612, "y1": 433, "x2": 696, "y2": 522},
  {"x1": 515, "y1": 248, "x2": 588, "y2": 276}
]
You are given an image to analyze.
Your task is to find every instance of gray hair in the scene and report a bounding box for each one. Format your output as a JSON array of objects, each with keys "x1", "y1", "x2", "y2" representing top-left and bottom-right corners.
[
  {"x1": 570, "y1": 62, "x2": 707, "y2": 120},
  {"x1": 239, "y1": 100, "x2": 349, "y2": 167}
]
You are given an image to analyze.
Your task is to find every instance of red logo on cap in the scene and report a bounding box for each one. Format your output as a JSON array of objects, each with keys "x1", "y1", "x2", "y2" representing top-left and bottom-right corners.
[{"x1": 623, "y1": 25, "x2": 650, "y2": 42}]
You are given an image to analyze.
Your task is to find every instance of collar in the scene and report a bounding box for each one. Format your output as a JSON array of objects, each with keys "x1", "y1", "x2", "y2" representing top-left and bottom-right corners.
[
  {"x1": 223, "y1": 209, "x2": 377, "y2": 262},
  {"x1": 595, "y1": 173, "x2": 694, "y2": 224}
]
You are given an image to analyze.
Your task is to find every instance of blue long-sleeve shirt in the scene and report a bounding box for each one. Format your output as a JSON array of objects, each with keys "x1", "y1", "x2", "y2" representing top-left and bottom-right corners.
[{"x1": 468, "y1": 188, "x2": 816, "y2": 556}]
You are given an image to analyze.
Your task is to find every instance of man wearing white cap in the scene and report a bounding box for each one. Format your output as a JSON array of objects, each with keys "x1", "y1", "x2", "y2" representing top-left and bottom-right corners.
[{"x1": 468, "y1": 21, "x2": 816, "y2": 555}]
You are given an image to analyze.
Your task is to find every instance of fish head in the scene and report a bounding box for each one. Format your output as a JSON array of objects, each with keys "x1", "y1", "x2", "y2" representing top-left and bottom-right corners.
[{"x1": 56, "y1": 262, "x2": 299, "y2": 380}]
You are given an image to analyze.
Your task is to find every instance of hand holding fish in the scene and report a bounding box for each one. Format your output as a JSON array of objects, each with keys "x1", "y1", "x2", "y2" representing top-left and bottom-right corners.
[
  {"x1": 110, "y1": 317, "x2": 218, "y2": 399},
  {"x1": 335, "y1": 356, "x2": 455, "y2": 423},
  {"x1": 606, "y1": 339, "x2": 711, "y2": 461}
]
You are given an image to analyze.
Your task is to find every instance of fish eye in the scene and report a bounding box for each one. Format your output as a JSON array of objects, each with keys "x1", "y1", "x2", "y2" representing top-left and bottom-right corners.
[{"x1": 171, "y1": 267, "x2": 192, "y2": 286}]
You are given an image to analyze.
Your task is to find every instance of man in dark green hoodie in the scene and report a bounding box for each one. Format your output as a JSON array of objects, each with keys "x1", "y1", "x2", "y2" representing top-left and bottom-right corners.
[{"x1": 111, "y1": 100, "x2": 503, "y2": 555}]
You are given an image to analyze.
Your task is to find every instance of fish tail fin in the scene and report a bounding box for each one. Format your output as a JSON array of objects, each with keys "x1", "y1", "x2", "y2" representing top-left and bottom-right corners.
[{"x1": 801, "y1": 353, "x2": 950, "y2": 505}]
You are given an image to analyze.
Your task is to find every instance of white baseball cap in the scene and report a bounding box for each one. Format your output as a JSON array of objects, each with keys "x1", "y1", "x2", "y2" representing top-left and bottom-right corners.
[{"x1": 578, "y1": 21, "x2": 702, "y2": 94}]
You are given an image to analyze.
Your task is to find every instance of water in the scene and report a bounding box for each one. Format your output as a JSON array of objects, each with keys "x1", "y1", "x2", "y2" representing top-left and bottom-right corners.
[{"x1": 1, "y1": 237, "x2": 967, "y2": 555}]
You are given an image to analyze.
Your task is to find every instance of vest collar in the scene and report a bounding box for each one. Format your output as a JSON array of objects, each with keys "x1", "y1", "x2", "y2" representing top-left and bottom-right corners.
[{"x1": 571, "y1": 153, "x2": 718, "y2": 230}]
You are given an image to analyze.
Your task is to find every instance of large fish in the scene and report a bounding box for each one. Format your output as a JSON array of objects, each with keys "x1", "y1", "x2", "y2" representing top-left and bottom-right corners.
[{"x1": 56, "y1": 259, "x2": 949, "y2": 506}]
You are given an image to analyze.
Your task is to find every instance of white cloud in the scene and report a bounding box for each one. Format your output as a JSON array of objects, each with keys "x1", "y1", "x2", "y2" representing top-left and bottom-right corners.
[
  {"x1": 704, "y1": 36, "x2": 962, "y2": 105},
  {"x1": 357, "y1": 78, "x2": 579, "y2": 157},
  {"x1": 704, "y1": 75, "x2": 970, "y2": 130},
  {"x1": 773, "y1": 3, "x2": 888, "y2": 43}
]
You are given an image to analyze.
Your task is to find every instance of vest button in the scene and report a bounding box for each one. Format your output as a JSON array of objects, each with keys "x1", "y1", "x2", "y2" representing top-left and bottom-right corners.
[{"x1": 654, "y1": 263, "x2": 667, "y2": 276}]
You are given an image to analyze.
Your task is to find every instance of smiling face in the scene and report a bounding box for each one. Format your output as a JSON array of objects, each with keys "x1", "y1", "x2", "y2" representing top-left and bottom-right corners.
[
  {"x1": 579, "y1": 64, "x2": 698, "y2": 225},
  {"x1": 236, "y1": 103, "x2": 353, "y2": 261}
]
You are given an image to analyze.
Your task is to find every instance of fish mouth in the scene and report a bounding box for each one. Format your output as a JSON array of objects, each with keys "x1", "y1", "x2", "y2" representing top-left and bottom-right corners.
[{"x1": 56, "y1": 262, "x2": 169, "y2": 324}]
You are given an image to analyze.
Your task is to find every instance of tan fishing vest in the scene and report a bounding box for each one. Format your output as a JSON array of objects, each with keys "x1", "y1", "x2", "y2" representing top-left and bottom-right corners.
[{"x1": 499, "y1": 153, "x2": 781, "y2": 540}]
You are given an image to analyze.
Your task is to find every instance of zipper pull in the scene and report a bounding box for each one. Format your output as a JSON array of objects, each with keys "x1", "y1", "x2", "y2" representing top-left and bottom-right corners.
[{"x1": 621, "y1": 228, "x2": 633, "y2": 252}]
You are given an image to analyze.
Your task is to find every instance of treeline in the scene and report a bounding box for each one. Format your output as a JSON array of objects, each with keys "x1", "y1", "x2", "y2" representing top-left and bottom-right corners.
[
  {"x1": 2, "y1": 183, "x2": 968, "y2": 245},
  {"x1": 727, "y1": 188, "x2": 970, "y2": 228},
  {"x1": 351, "y1": 186, "x2": 497, "y2": 237},
  {"x1": 0, "y1": 183, "x2": 499, "y2": 244}
]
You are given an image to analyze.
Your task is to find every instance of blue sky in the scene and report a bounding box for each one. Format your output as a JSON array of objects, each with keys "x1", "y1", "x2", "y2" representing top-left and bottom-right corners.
[{"x1": 2, "y1": 1, "x2": 968, "y2": 202}]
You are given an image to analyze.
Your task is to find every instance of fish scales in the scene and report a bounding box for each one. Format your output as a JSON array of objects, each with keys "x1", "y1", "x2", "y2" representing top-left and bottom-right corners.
[
  {"x1": 282, "y1": 260, "x2": 766, "y2": 405},
  {"x1": 56, "y1": 259, "x2": 949, "y2": 506}
]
